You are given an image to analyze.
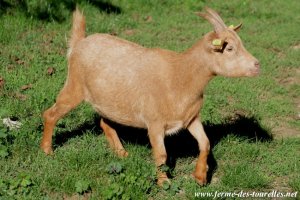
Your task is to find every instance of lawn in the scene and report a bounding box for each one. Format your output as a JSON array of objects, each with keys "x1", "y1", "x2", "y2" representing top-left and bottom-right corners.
[{"x1": 0, "y1": 0, "x2": 299, "y2": 199}]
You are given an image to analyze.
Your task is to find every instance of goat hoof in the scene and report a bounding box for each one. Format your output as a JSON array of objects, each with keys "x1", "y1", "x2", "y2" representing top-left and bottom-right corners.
[
  {"x1": 157, "y1": 177, "x2": 171, "y2": 187},
  {"x1": 40, "y1": 144, "x2": 53, "y2": 155},
  {"x1": 191, "y1": 172, "x2": 207, "y2": 186},
  {"x1": 116, "y1": 149, "x2": 129, "y2": 158}
]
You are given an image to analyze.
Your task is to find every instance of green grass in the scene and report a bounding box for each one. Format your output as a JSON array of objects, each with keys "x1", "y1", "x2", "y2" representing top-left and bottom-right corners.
[{"x1": 1, "y1": 0, "x2": 300, "y2": 199}]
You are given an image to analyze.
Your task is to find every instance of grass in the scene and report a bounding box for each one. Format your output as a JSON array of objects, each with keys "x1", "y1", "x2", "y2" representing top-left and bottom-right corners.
[{"x1": 0, "y1": 0, "x2": 299, "y2": 199}]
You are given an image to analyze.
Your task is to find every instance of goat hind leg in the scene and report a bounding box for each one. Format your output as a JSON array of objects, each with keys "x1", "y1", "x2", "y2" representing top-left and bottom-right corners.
[{"x1": 40, "y1": 85, "x2": 83, "y2": 155}]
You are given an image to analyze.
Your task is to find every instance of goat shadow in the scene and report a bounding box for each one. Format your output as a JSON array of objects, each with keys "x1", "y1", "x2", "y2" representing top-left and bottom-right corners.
[{"x1": 53, "y1": 113, "x2": 272, "y2": 184}]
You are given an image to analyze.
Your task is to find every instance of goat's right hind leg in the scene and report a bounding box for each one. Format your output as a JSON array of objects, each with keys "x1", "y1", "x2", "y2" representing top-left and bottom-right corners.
[{"x1": 40, "y1": 86, "x2": 83, "y2": 155}]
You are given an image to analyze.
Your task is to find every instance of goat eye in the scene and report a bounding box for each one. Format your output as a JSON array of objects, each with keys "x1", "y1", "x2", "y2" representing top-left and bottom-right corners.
[{"x1": 226, "y1": 46, "x2": 234, "y2": 52}]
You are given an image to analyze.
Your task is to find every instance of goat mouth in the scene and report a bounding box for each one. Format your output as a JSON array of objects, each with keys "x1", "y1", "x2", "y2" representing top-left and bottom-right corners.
[{"x1": 250, "y1": 68, "x2": 260, "y2": 76}]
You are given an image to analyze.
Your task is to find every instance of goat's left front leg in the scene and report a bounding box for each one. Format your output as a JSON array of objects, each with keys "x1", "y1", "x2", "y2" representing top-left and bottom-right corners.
[{"x1": 187, "y1": 116, "x2": 210, "y2": 186}]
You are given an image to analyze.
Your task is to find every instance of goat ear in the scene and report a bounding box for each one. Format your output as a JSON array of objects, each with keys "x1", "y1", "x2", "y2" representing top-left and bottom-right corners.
[{"x1": 229, "y1": 23, "x2": 242, "y2": 32}]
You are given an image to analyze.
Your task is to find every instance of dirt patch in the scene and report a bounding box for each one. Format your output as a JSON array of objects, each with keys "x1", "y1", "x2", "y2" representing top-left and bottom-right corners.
[
  {"x1": 0, "y1": 77, "x2": 5, "y2": 88},
  {"x1": 271, "y1": 176, "x2": 294, "y2": 192},
  {"x1": 269, "y1": 47, "x2": 286, "y2": 59},
  {"x1": 123, "y1": 29, "x2": 136, "y2": 36},
  {"x1": 291, "y1": 43, "x2": 300, "y2": 50},
  {"x1": 272, "y1": 66, "x2": 300, "y2": 138},
  {"x1": 272, "y1": 126, "x2": 300, "y2": 138},
  {"x1": 63, "y1": 193, "x2": 91, "y2": 200},
  {"x1": 278, "y1": 77, "x2": 300, "y2": 85},
  {"x1": 276, "y1": 67, "x2": 300, "y2": 86}
]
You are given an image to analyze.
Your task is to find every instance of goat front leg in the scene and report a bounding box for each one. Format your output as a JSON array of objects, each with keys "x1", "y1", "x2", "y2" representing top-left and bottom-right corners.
[
  {"x1": 187, "y1": 116, "x2": 210, "y2": 186},
  {"x1": 100, "y1": 118, "x2": 128, "y2": 158},
  {"x1": 147, "y1": 124, "x2": 169, "y2": 186}
]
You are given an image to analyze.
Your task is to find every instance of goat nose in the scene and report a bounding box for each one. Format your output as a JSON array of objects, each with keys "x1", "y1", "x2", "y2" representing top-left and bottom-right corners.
[{"x1": 254, "y1": 61, "x2": 260, "y2": 68}]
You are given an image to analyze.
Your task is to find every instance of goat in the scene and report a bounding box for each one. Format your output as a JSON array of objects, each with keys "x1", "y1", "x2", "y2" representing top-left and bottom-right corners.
[{"x1": 40, "y1": 7, "x2": 260, "y2": 186}]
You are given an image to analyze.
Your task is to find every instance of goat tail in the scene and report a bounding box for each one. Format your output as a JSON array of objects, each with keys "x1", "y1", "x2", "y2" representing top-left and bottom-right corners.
[{"x1": 69, "y1": 8, "x2": 85, "y2": 49}]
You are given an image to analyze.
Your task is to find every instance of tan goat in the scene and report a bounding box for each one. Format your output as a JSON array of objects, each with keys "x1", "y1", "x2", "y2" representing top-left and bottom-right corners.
[{"x1": 41, "y1": 7, "x2": 260, "y2": 186}]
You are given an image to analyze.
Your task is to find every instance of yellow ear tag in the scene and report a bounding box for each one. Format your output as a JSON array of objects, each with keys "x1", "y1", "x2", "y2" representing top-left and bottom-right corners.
[
  {"x1": 228, "y1": 24, "x2": 234, "y2": 29},
  {"x1": 212, "y1": 39, "x2": 222, "y2": 46}
]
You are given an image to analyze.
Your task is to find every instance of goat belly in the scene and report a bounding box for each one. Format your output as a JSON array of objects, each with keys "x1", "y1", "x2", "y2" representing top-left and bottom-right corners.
[{"x1": 165, "y1": 121, "x2": 184, "y2": 135}]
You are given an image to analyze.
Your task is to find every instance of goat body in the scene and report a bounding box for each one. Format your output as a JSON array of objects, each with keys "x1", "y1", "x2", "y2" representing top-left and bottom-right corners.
[
  {"x1": 72, "y1": 33, "x2": 209, "y2": 132},
  {"x1": 41, "y1": 7, "x2": 260, "y2": 186}
]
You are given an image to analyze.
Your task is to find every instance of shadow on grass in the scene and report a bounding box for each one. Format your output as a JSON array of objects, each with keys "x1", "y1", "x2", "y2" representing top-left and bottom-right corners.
[
  {"x1": 0, "y1": 0, "x2": 121, "y2": 21},
  {"x1": 52, "y1": 113, "x2": 272, "y2": 184},
  {"x1": 88, "y1": 0, "x2": 121, "y2": 14},
  {"x1": 165, "y1": 115, "x2": 272, "y2": 183},
  {"x1": 0, "y1": 0, "x2": 14, "y2": 16},
  {"x1": 53, "y1": 114, "x2": 102, "y2": 148}
]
